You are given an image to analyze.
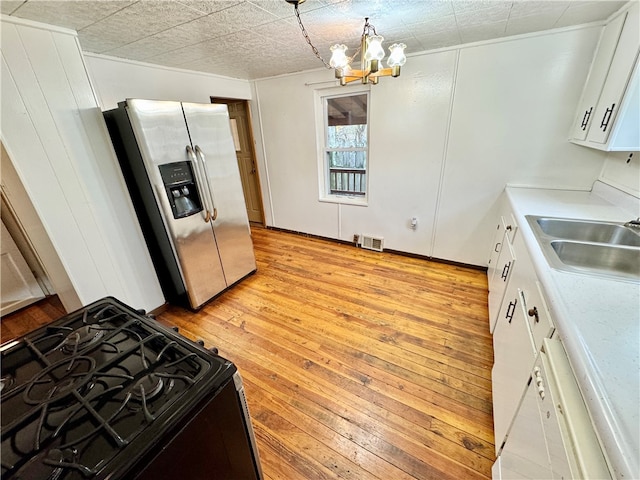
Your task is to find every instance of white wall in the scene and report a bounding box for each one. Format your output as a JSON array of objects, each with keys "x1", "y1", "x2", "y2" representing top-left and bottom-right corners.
[
  {"x1": 1, "y1": 16, "x2": 164, "y2": 312},
  {"x1": 599, "y1": 150, "x2": 640, "y2": 198},
  {"x1": 432, "y1": 27, "x2": 609, "y2": 265},
  {"x1": 85, "y1": 54, "x2": 252, "y2": 111},
  {"x1": 252, "y1": 26, "x2": 611, "y2": 266}
]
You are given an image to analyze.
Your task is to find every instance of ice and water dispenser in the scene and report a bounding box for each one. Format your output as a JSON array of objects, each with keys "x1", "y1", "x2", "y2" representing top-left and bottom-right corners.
[{"x1": 158, "y1": 161, "x2": 203, "y2": 219}]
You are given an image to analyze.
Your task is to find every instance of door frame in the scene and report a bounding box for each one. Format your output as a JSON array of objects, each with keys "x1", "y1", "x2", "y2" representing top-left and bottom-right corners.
[{"x1": 210, "y1": 97, "x2": 265, "y2": 226}]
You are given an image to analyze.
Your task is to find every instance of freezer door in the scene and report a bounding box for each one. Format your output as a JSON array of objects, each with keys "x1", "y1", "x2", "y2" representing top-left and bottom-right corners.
[
  {"x1": 125, "y1": 99, "x2": 227, "y2": 308},
  {"x1": 182, "y1": 102, "x2": 257, "y2": 286}
]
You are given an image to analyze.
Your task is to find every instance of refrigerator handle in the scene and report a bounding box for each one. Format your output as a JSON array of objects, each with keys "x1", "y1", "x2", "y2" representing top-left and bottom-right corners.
[
  {"x1": 194, "y1": 145, "x2": 218, "y2": 221},
  {"x1": 186, "y1": 145, "x2": 211, "y2": 222}
]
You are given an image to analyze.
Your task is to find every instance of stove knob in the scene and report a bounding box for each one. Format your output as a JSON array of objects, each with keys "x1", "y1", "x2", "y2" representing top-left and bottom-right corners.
[
  {"x1": 209, "y1": 347, "x2": 219, "y2": 355},
  {"x1": 172, "y1": 326, "x2": 179, "y2": 332},
  {"x1": 197, "y1": 339, "x2": 205, "y2": 347}
]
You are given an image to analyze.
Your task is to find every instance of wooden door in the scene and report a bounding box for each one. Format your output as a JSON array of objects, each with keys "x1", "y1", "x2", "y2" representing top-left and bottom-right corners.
[
  {"x1": 1, "y1": 219, "x2": 45, "y2": 316},
  {"x1": 211, "y1": 98, "x2": 264, "y2": 224}
]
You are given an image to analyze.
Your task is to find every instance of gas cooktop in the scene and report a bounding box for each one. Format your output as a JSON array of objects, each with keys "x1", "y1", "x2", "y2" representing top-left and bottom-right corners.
[{"x1": 0, "y1": 297, "x2": 236, "y2": 479}]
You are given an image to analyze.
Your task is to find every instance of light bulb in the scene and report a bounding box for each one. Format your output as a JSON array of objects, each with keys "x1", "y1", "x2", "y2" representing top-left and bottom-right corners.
[
  {"x1": 387, "y1": 43, "x2": 407, "y2": 67},
  {"x1": 364, "y1": 35, "x2": 385, "y2": 62},
  {"x1": 330, "y1": 44, "x2": 349, "y2": 69}
]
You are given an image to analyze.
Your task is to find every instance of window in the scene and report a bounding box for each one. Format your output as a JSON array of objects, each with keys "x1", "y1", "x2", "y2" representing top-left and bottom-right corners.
[{"x1": 322, "y1": 92, "x2": 369, "y2": 199}]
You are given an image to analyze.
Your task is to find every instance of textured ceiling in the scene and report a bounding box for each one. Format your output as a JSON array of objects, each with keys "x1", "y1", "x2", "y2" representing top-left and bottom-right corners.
[{"x1": 1, "y1": 0, "x2": 627, "y2": 80}]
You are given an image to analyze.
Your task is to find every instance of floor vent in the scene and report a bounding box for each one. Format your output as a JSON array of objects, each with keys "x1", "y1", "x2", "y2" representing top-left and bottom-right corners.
[{"x1": 361, "y1": 235, "x2": 384, "y2": 252}]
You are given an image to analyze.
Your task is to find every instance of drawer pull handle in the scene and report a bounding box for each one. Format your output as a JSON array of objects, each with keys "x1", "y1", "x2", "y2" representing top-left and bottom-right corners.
[
  {"x1": 528, "y1": 306, "x2": 539, "y2": 323},
  {"x1": 505, "y1": 299, "x2": 517, "y2": 323},
  {"x1": 580, "y1": 107, "x2": 592, "y2": 130},
  {"x1": 600, "y1": 103, "x2": 615, "y2": 132},
  {"x1": 501, "y1": 261, "x2": 511, "y2": 281}
]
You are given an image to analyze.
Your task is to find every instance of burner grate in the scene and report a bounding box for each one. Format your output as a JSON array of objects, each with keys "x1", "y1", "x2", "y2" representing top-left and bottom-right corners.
[{"x1": 1, "y1": 297, "x2": 228, "y2": 480}]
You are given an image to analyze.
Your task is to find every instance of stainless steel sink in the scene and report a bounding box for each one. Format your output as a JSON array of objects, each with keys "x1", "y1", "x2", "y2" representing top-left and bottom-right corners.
[
  {"x1": 550, "y1": 241, "x2": 640, "y2": 279},
  {"x1": 535, "y1": 217, "x2": 640, "y2": 246},
  {"x1": 526, "y1": 215, "x2": 640, "y2": 282}
]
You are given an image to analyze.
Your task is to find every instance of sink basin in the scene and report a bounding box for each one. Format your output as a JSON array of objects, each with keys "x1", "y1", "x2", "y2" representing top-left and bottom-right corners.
[
  {"x1": 535, "y1": 217, "x2": 640, "y2": 246},
  {"x1": 526, "y1": 215, "x2": 640, "y2": 282},
  {"x1": 550, "y1": 241, "x2": 640, "y2": 280}
]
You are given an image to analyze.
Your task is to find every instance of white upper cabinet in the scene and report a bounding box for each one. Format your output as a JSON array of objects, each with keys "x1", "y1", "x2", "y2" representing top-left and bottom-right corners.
[{"x1": 570, "y1": 2, "x2": 640, "y2": 151}]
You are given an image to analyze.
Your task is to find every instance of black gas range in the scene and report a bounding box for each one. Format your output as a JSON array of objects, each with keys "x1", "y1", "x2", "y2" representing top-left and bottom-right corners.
[{"x1": 0, "y1": 297, "x2": 262, "y2": 479}]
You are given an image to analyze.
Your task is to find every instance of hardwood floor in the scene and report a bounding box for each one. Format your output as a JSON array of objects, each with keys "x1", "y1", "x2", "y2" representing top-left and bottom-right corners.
[{"x1": 0, "y1": 226, "x2": 495, "y2": 479}]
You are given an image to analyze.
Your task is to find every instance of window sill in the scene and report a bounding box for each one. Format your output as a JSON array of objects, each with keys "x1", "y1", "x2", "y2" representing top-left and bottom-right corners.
[{"x1": 319, "y1": 195, "x2": 368, "y2": 207}]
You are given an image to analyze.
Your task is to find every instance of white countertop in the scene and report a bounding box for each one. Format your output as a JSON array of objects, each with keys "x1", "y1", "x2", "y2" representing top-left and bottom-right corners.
[{"x1": 505, "y1": 183, "x2": 639, "y2": 480}]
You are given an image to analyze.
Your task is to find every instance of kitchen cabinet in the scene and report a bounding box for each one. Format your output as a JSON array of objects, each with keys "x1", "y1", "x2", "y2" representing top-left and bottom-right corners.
[
  {"x1": 570, "y1": 1, "x2": 640, "y2": 150},
  {"x1": 490, "y1": 186, "x2": 625, "y2": 479},
  {"x1": 487, "y1": 203, "x2": 518, "y2": 333},
  {"x1": 491, "y1": 233, "x2": 552, "y2": 453}
]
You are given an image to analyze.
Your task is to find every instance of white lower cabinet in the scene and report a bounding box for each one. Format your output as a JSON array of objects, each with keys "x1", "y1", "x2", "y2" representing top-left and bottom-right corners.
[
  {"x1": 488, "y1": 204, "x2": 518, "y2": 333},
  {"x1": 491, "y1": 234, "x2": 552, "y2": 453},
  {"x1": 489, "y1": 195, "x2": 612, "y2": 479}
]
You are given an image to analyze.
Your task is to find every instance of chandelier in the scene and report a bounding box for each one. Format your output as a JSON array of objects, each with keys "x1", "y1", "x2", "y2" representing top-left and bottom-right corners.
[{"x1": 285, "y1": 0, "x2": 407, "y2": 85}]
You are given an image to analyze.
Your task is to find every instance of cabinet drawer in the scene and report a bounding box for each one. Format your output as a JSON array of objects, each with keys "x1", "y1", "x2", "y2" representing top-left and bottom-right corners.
[
  {"x1": 521, "y1": 281, "x2": 554, "y2": 353},
  {"x1": 502, "y1": 213, "x2": 518, "y2": 244}
]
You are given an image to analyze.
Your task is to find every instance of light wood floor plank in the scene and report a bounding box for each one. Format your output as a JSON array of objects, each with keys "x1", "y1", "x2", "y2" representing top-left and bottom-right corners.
[{"x1": 0, "y1": 226, "x2": 495, "y2": 479}]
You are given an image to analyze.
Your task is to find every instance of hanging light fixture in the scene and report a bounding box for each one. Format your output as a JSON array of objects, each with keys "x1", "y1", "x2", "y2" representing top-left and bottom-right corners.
[{"x1": 286, "y1": 0, "x2": 407, "y2": 86}]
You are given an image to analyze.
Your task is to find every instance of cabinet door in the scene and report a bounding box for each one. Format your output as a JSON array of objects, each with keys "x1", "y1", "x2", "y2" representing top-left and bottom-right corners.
[
  {"x1": 588, "y1": 2, "x2": 640, "y2": 144},
  {"x1": 571, "y1": 11, "x2": 626, "y2": 141},
  {"x1": 496, "y1": 368, "x2": 552, "y2": 479},
  {"x1": 492, "y1": 287, "x2": 536, "y2": 453},
  {"x1": 487, "y1": 221, "x2": 505, "y2": 288},
  {"x1": 488, "y1": 239, "x2": 516, "y2": 333},
  {"x1": 488, "y1": 214, "x2": 518, "y2": 290}
]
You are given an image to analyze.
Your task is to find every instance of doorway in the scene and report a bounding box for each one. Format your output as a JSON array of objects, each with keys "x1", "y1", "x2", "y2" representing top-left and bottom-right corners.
[{"x1": 211, "y1": 98, "x2": 264, "y2": 225}]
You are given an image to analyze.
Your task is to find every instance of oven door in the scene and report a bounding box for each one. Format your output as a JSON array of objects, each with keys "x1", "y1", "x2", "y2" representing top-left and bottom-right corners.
[{"x1": 132, "y1": 372, "x2": 262, "y2": 480}]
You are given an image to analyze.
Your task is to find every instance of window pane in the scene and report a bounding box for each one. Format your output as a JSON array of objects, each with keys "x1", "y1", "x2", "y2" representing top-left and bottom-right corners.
[
  {"x1": 327, "y1": 151, "x2": 367, "y2": 169},
  {"x1": 326, "y1": 94, "x2": 367, "y2": 149},
  {"x1": 323, "y1": 92, "x2": 368, "y2": 197}
]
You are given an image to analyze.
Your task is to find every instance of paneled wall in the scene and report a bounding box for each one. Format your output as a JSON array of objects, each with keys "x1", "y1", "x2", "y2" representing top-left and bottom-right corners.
[
  {"x1": 252, "y1": 26, "x2": 611, "y2": 266},
  {"x1": 84, "y1": 53, "x2": 252, "y2": 111},
  {"x1": 599, "y1": 151, "x2": 640, "y2": 198},
  {"x1": 1, "y1": 17, "x2": 164, "y2": 311},
  {"x1": 432, "y1": 27, "x2": 608, "y2": 265}
]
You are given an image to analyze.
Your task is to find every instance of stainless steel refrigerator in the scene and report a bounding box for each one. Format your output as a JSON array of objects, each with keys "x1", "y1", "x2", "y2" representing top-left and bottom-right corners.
[{"x1": 104, "y1": 99, "x2": 256, "y2": 309}]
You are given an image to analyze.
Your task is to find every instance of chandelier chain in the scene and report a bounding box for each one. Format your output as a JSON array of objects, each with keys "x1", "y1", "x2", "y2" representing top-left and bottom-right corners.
[{"x1": 294, "y1": 5, "x2": 331, "y2": 69}]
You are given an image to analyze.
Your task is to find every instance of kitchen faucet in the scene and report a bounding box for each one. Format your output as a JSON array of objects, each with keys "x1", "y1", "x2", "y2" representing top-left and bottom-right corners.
[{"x1": 624, "y1": 218, "x2": 640, "y2": 229}]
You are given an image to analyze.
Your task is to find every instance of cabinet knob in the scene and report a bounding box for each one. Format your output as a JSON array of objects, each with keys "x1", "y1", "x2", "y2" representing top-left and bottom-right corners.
[
  {"x1": 506, "y1": 225, "x2": 512, "y2": 231},
  {"x1": 528, "y1": 306, "x2": 539, "y2": 323}
]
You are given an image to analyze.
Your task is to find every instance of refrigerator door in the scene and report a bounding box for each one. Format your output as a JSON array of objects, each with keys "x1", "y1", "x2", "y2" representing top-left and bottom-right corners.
[
  {"x1": 182, "y1": 102, "x2": 257, "y2": 286},
  {"x1": 126, "y1": 99, "x2": 227, "y2": 307}
]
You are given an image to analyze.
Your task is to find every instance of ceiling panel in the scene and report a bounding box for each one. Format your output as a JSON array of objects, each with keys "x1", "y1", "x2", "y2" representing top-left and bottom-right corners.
[{"x1": 3, "y1": 0, "x2": 628, "y2": 80}]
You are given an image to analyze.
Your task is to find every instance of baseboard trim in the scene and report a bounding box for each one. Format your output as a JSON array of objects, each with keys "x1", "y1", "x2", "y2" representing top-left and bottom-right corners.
[{"x1": 265, "y1": 226, "x2": 487, "y2": 272}]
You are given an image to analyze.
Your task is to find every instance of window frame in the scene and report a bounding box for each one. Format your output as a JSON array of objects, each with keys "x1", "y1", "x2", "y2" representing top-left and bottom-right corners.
[{"x1": 315, "y1": 86, "x2": 371, "y2": 206}]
